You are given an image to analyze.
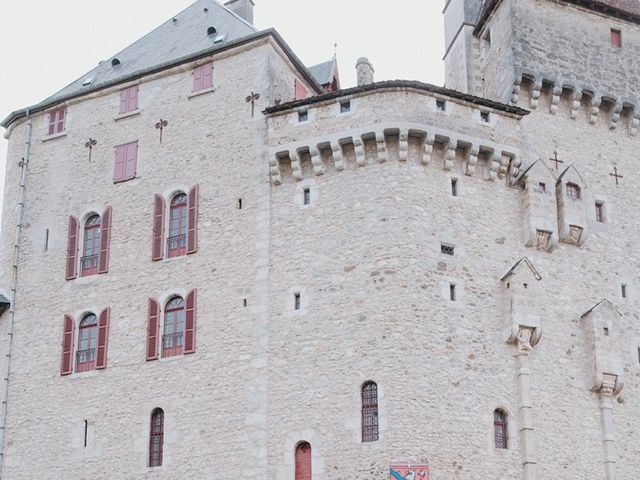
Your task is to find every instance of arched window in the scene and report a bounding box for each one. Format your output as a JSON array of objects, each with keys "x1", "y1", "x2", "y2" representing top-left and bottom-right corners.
[
  {"x1": 76, "y1": 314, "x2": 98, "y2": 372},
  {"x1": 81, "y1": 214, "x2": 101, "y2": 276},
  {"x1": 167, "y1": 193, "x2": 188, "y2": 257},
  {"x1": 295, "y1": 441, "x2": 311, "y2": 480},
  {"x1": 566, "y1": 183, "x2": 581, "y2": 200},
  {"x1": 494, "y1": 409, "x2": 508, "y2": 449},
  {"x1": 149, "y1": 408, "x2": 164, "y2": 467},
  {"x1": 162, "y1": 297, "x2": 185, "y2": 357},
  {"x1": 361, "y1": 381, "x2": 379, "y2": 442}
]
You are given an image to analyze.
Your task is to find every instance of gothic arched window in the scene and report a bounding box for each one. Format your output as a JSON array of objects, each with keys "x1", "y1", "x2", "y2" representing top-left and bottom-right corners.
[
  {"x1": 149, "y1": 408, "x2": 164, "y2": 467},
  {"x1": 76, "y1": 314, "x2": 98, "y2": 372},
  {"x1": 494, "y1": 409, "x2": 508, "y2": 449},
  {"x1": 163, "y1": 296, "x2": 185, "y2": 358},
  {"x1": 167, "y1": 193, "x2": 188, "y2": 257},
  {"x1": 361, "y1": 381, "x2": 379, "y2": 442},
  {"x1": 295, "y1": 441, "x2": 311, "y2": 480},
  {"x1": 81, "y1": 214, "x2": 101, "y2": 276}
]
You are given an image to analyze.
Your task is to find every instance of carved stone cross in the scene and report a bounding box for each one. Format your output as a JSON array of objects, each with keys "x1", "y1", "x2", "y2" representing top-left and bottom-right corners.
[
  {"x1": 549, "y1": 150, "x2": 564, "y2": 169},
  {"x1": 155, "y1": 119, "x2": 168, "y2": 143},
  {"x1": 609, "y1": 166, "x2": 623, "y2": 185},
  {"x1": 245, "y1": 92, "x2": 260, "y2": 117},
  {"x1": 84, "y1": 138, "x2": 97, "y2": 162}
]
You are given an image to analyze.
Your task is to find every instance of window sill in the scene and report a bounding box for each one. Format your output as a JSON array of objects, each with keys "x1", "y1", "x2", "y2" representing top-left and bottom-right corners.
[
  {"x1": 115, "y1": 110, "x2": 141, "y2": 121},
  {"x1": 159, "y1": 354, "x2": 184, "y2": 363},
  {"x1": 114, "y1": 176, "x2": 137, "y2": 185},
  {"x1": 42, "y1": 131, "x2": 67, "y2": 142},
  {"x1": 188, "y1": 86, "x2": 215, "y2": 99},
  {"x1": 69, "y1": 370, "x2": 99, "y2": 379}
]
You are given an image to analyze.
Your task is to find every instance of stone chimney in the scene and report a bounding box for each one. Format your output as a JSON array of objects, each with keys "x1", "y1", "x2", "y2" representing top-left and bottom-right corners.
[
  {"x1": 224, "y1": 0, "x2": 255, "y2": 24},
  {"x1": 356, "y1": 57, "x2": 375, "y2": 86}
]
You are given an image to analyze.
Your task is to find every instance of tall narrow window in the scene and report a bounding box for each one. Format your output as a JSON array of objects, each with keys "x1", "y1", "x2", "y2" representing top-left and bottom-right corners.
[
  {"x1": 149, "y1": 409, "x2": 164, "y2": 467},
  {"x1": 168, "y1": 193, "x2": 188, "y2": 257},
  {"x1": 193, "y1": 62, "x2": 213, "y2": 92},
  {"x1": 81, "y1": 215, "x2": 101, "y2": 277},
  {"x1": 295, "y1": 442, "x2": 312, "y2": 480},
  {"x1": 611, "y1": 29, "x2": 622, "y2": 48},
  {"x1": 449, "y1": 284, "x2": 456, "y2": 301},
  {"x1": 622, "y1": 284, "x2": 627, "y2": 298},
  {"x1": 48, "y1": 107, "x2": 66, "y2": 135},
  {"x1": 451, "y1": 179, "x2": 458, "y2": 197},
  {"x1": 595, "y1": 202, "x2": 605, "y2": 223},
  {"x1": 294, "y1": 293, "x2": 301, "y2": 311},
  {"x1": 361, "y1": 381, "x2": 379, "y2": 442},
  {"x1": 163, "y1": 297, "x2": 185, "y2": 358},
  {"x1": 494, "y1": 409, "x2": 508, "y2": 449},
  {"x1": 303, "y1": 188, "x2": 311, "y2": 205},
  {"x1": 119, "y1": 85, "x2": 139, "y2": 114},
  {"x1": 76, "y1": 314, "x2": 98, "y2": 372},
  {"x1": 566, "y1": 183, "x2": 581, "y2": 200}
]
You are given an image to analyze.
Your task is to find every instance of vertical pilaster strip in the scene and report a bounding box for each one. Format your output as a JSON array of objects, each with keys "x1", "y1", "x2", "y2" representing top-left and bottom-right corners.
[
  {"x1": 354, "y1": 138, "x2": 366, "y2": 167},
  {"x1": 598, "y1": 374, "x2": 619, "y2": 480},
  {"x1": 516, "y1": 329, "x2": 537, "y2": 480}
]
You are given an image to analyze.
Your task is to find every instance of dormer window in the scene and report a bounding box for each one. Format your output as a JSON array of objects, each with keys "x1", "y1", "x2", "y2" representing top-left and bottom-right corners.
[
  {"x1": 566, "y1": 183, "x2": 581, "y2": 200},
  {"x1": 111, "y1": 58, "x2": 121, "y2": 67},
  {"x1": 207, "y1": 26, "x2": 217, "y2": 35}
]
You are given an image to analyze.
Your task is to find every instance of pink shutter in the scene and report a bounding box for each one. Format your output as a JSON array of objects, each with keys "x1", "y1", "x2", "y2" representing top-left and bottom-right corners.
[
  {"x1": 130, "y1": 86, "x2": 139, "y2": 111},
  {"x1": 61, "y1": 314, "x2": 75, "y2": 375},
  {"x1": 119, "y1": 89, "x2": 129, "y2": 114},
  {"x1": 66, "y1": 215, "x2": 80, "y2": 280},
  {"x1": 114, "y1": 145, "x2": 126, "y2": 182},
  {"x1": 187, "y1": 184, "x2": 199, "y2": 254},
  {"x1": 152, "y1": 194, "x2": 166, "y2": 261},
  {"x1": 124, "y1": 142, "x2": 138, "y2": 180},
  {"x1": 295, "y1": 80, "x2": 308, "y2": 100},
  {"x1": 202, "y1": 63, "x2": 213, "y2": 89},
  {"x1": 193, "y1": 65, "x2": 203, "y2": 91},
  {"x1": 146, "y1": 298, "x2": 160, "y2": 361},
  {"x1": 48, "y1": 112, "x2": 56, "y2": 135},
  {"x1": 57, "y1": 108, "x2": 66, "y2": 133},
  {"x1": 98, "y1": 206, "x2": 112, "y2": 274},
  {"x1": 96, "y1": 308, "x2": 110, "y2": 369},
  {"x1": 184, "y1": 289, "x2": 197, "y2": 354}
]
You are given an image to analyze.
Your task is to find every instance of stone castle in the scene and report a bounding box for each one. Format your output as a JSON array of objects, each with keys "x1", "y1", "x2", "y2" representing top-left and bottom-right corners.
[{"x1": 0, "y1": 0, "x2": 639, "y2": 478}]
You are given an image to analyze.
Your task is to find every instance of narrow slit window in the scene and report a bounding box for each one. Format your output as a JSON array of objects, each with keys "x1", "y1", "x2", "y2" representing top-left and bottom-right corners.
[
  {"x1": 84, "y1": 420, "x2": 88, "y2": 448},
  {"x1": 44, "y1": 228, "x2": 49, "y2": 251},
  {"x1": 243, "y1": 299, "x2": 248, "y2": 307},
  {"x1": 637, "y1": 347, "x2": 640, "y2": 364},
  {"x1": 298, "y1": 111, "x2": 308, "y2": 122},
  {"x1": 294, "y1": 293, "x2": 301, "y2": 310},
  {"x1": 340, "y1": 101, "x2": 351, "y2": 113},
  {"x1": 451, "y1": 179, "x2": 458, "y2": 197},
  {"x1": 622, "y1": 284, "x2": 627, "y2": 298},
  {"x1": 149, "y1": 408, "x2": 164, "y2": 467},
  {"x1": 449, "y1": 284, "x2": 456, "y2": 301},
  {"x1": 238, "y1": 198, "x2": 243, "y2": 210},
  {"x1": 481, "y1": 111, "x2": 490, "y2": 123},
  {"x1": 303, "y1": 188, "x2": 311, "y2": 205},
  {"x1": 611, "y1": 29, "x2": 622, "y2": 48},
  {"x1": 595, "y1": 202, "x2": 605, "y2": 223},
  {"x1": 538, "y1": 182, "x2": 546, "y2": 192}
]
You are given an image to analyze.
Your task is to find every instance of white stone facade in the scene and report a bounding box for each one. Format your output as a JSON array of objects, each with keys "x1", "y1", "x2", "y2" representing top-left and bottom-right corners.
[{"x1": 0, "y1": 1, "x2": 639, "y2": 479}]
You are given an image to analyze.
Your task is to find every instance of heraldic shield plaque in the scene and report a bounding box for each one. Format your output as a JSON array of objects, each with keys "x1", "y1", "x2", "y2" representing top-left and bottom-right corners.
[{"x1": 390, "y1": 463, "x2": 429, "y2": 480}]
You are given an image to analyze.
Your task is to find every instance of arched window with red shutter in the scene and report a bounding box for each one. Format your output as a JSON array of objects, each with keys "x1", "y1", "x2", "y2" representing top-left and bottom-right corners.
[
  {"x1": 295, "y1": 441, "x2": 311, "y2": 480},
  {"x1": 167, "y1": 193, "x2": 188, "y2": 258},
  {"x1": 494, "y1": 409, "x2": 508, "y2": 449},
  {"x1": 162, "y1": 296, "x2": 185, "y2": 358},
  {"x1": 60, "y1": 314, "x2": 75, "y2": 375},
  {"x1": 76, "y1": 313, "x2": 98, "y2": 372},
  {"x1": 149, "y1": 408, "x2": 164, "y2": 467},
  {"x1": 361, "y1": 381, "x2": 379, "y2": 442},
  {"x1": 81, "y1": 214, "x2": 101, "y2": 277},
  {"x1": 146, "y1": 298, "x2": 160, "y2": 361}
]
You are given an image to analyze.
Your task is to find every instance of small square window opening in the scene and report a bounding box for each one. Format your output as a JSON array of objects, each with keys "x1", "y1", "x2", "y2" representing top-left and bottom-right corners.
[
  {"x1": 539, "y1": 182, "x2": 546, "y2": 192},
  {"x1": 298, "y1": 111, "x2": 308, "y2": 122},
  {"x1": 603, "y1": 327, "x2": 609, "y2": 336},
  {"x1": 441, "y1": 244, "x2": 455, "y2": 256},
  {"x1": 340, "y1": 101, "x2": 351, "y2": 113},
  {"x1": 481, "y1": 111, "x2": 490, "y2": 123},
  {"x1": 294, "y1": 293, "x2": 301, "y2": 310},
  {"x1": 436, "y1": 99, "x2": 446, "y2": 112}
]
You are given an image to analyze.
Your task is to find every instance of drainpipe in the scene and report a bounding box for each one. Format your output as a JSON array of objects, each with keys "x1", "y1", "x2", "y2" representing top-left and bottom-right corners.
[
  {"x1": 0, "y1": 110, "x2": 32, "y2": 475},
  {"x1": 597, "y1": 373, "x2": 621, "y2": 480},
  {"x1": 515, "y1": 327, "x2": 537, "y2": 480}
]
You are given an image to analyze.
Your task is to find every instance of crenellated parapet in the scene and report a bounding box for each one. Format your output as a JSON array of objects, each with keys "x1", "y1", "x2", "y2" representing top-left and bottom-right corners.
[
  {"x1": 269, "y1": 122, "x2": 522, "y2": 186},
  {"x1": 511, "y1": 69, "x2": 639, "y2": 135}
]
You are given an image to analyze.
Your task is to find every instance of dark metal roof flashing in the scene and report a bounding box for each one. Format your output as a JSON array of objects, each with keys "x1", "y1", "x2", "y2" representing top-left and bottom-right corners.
[{"x1": 263, "y1": 80, "x2": 530, "y2": 117}]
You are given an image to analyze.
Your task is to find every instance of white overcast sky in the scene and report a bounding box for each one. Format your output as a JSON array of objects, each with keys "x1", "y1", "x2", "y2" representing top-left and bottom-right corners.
[{"x1": 0, "y1": 0, "x2": 445, "y2": 202}]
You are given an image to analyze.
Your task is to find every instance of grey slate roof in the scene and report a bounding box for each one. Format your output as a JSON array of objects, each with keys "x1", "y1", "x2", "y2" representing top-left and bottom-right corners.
[
  {"x1": 45, "y1": 0, "x2": 257, "y2": 103},
  {"x1": 308, "y1": 58, "x2": 336, "y2": 86}
]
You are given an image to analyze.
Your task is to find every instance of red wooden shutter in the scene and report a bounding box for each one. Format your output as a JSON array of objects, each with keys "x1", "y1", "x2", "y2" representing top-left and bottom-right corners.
[
  {"x1": 202, "y1": 63, "x2": 213, "y2": 89},
  {"x1": 61, "y1": 314, "x2": 75, "y2": 375},
  {"x1": 96, "y1": 307, "x2": 111, "y2": 369},
  {"x1": 114, "y1": 145, "x2": 126, "y2": 182},
  {"x1": 184, "y1": 289, "x2": 197, "y2": 354},
  {"x1": 193, "y1": 65, "x2": 203, "y2": 91},
  {"x1": 124, "y1": 142, "x2": 138, "y2": 180},
  {"x1": 66, "y1": 215, "x2": 80, "y2": 280},
  {"x1": 152, "y1": 194, "x2": 166, "y2": 261},
  {"x1": 187, "y1": 184, "x2": 199, "y2": 254},
  {"x1": 98, "y1": 206, "x2": 112, "y2": 274},
  {"x1": 295, "y1": 80, "x2": 308, "y2": 100},
  {"x1": 295, "y1": 442, "x2": 312, "y2": 480},
  {"x1": 147, "y1": 298, "x2": 160, "y2": 361}
]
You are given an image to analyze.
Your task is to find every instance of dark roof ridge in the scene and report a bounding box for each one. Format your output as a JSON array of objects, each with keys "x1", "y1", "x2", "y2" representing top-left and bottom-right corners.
[{"x1": 263, "y1": 80, "x2": 530, "y2": 116}]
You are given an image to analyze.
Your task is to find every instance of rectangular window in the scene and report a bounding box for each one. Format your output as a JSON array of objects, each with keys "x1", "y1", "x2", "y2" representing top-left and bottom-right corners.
[
  {"x1": 294, "y1": 293, "x2": 301, "y2": 310},
  {"x1": 48, "y1": 107, "x2": 66, "y2": 135},
  {"x1": 611, "y1": 29, "x2": 622, "y2": 48},
  {"x1": 119, "y1": 85, "x2": 139, "y2": 114},
  {"x1": 622, "y1": 284, "x2": 627, "y2": 298},
  {"x1": 295, "y1": 79, "x2": 308, "y2": 100},
  {"x1": 637, "y1": 347, "x2": 640, "y2": 364},
  {"x1": 451, "y1": 178, "x2": 458, "y2": 197},
  {"x1": 538, "y1": 182, "x2": 546, "y2": 193},
  {"x1": 481, "y1": 111, "x2": 490, "y2": 123},
  {"x1": 436, "y1": 99, "x2": 446, "y2": 112},
  {"x1": 595, "y1": 202, "x2": 605, "y2": 223},
  {"x1": 449, "y1": 284, "x2": 456, "y2": 301},
  {"x1": 44, "y1": 228, "x2": 49, "y2": 252},
  {"x1": 114, "y1": 141, "x2": 138, "y2": 183},
  {"x1": 441, "y1": 244, "x2": 455, "y2": 256},
  {"x1": 193, "y1": 62, "x2": 213, "y2": 92},
  {"x1": 298, "y1": 110, "x2": 308, "y2": 122},
  {"x1": 303, "y1": 188, "x2": 311, "y2": 205},
  {"x1": 340, "y1": 101, "x2": 351, "y2": 113}
]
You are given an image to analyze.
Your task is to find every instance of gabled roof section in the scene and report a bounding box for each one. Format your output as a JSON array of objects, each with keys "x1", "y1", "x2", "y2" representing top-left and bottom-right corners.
[
  {"x1": 581, "y1": 299, "x2": 622, "y2": 318},
  {"x1": 500, "y1": 257, "x2": 542, "y2": 282},
  {"x1": 557, "y1": 164, "x2": 587, "y2": 186},
  {"x1": 309, "y1": 57, "x2": 337, "y2": 86},
  {"x1": 475, "y1": 0, "x2": 640, "y2": 34},
  {"x1": 45, "y1": 0, "x2": 256, "y2": 104},
  {"x1": 518, "y1": 158, "x2": 557, "y2": 183}
]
